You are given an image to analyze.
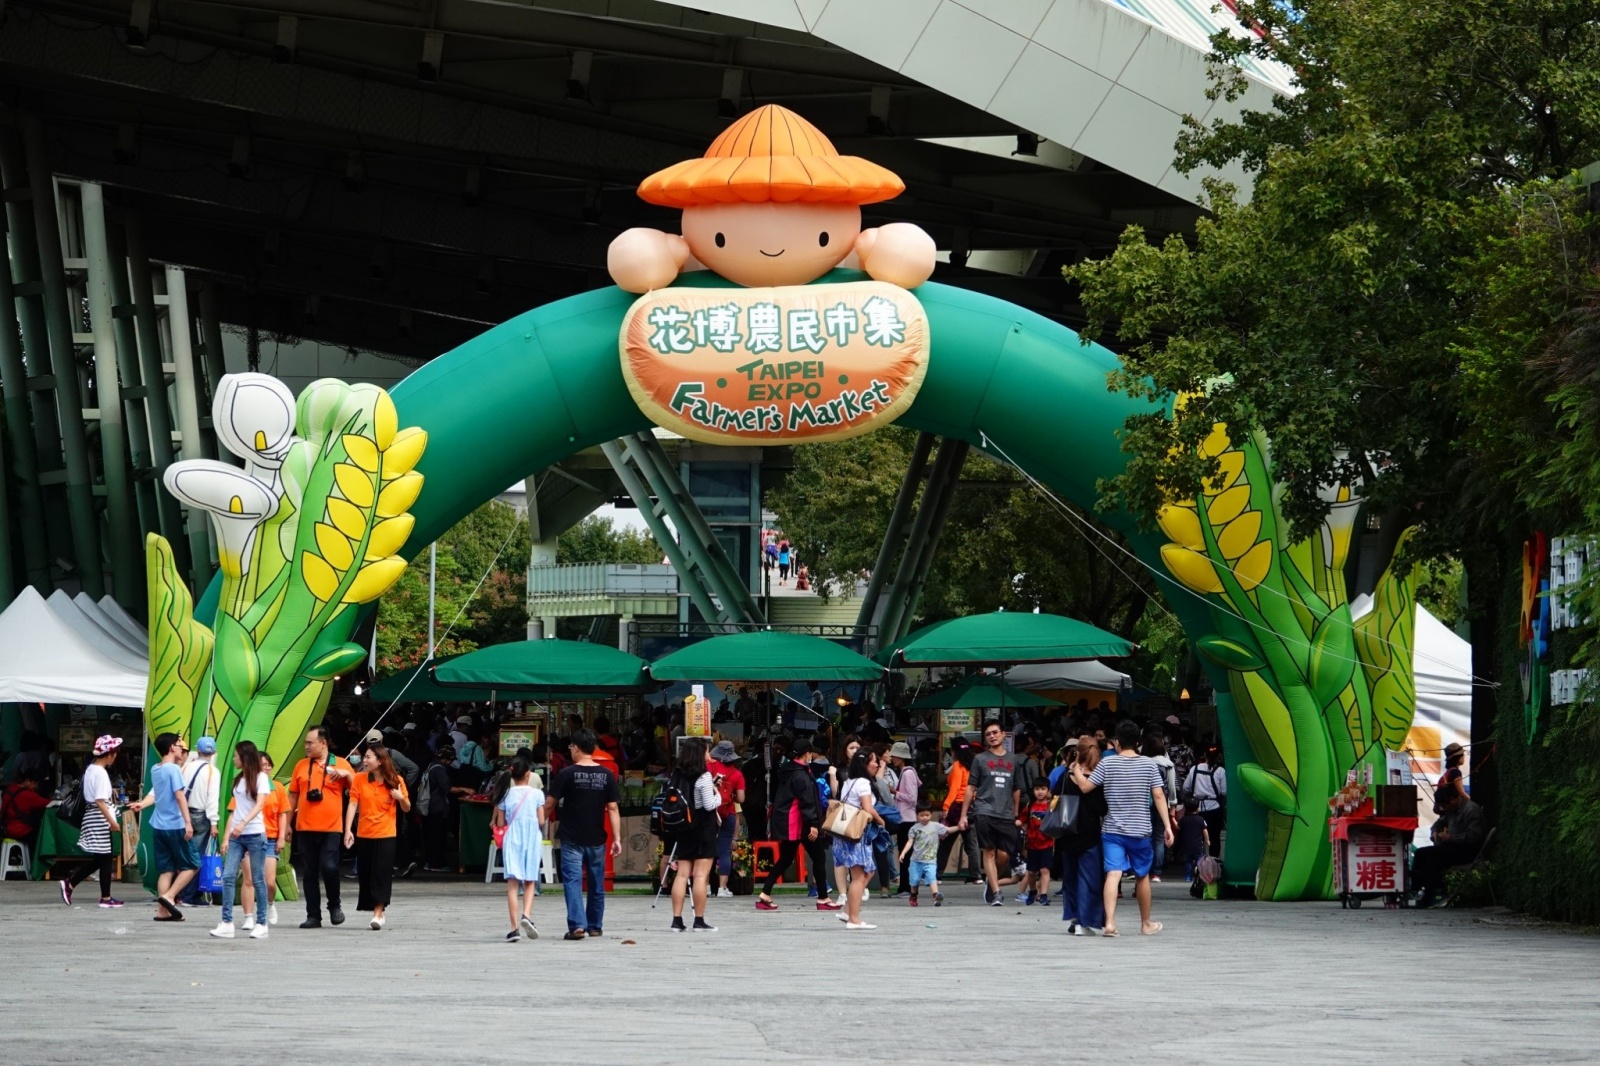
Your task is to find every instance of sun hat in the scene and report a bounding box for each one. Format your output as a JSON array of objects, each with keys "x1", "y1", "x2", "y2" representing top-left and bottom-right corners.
[
  {"x1": 92, "y1": 735, "x2": 124, "y2": 757},
  {"x1": 709, "y1": 740, "x2": 738, "y2": 762},
  {"x1": 637, "y1": 104, "x2": 905, "y2": 208},
  {"x1": 887, "y1": 741, "x2": 914, "y2": 760}
]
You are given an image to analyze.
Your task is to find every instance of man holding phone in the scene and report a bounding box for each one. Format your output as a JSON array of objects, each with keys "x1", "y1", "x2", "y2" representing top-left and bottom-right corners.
[{"x1": 284, "y1": 726, "x2": 354, "y2": 928}]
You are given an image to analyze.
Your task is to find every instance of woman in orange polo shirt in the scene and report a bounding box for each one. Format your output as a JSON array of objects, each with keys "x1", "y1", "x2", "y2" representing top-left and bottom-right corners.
[
  {"x1": 239, "y1": 752, "x2": 290, "y2": 928},
  {"x1": 344, "y1": 744, "x2": 410, "y2": 930}
]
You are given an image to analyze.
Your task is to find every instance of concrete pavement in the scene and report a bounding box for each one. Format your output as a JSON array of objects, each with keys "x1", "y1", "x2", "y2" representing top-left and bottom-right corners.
[{"x1": 1, "y1": 877, "x2": 1595, "y2": 1064}]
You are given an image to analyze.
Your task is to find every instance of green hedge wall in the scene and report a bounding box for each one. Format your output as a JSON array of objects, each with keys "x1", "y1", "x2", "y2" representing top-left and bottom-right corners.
[{"x1": 1490, "y1": 546, "x2": 1600, "y2": 924}]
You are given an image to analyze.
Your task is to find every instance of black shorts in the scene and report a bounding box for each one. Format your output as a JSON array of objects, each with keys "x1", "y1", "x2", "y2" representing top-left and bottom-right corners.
[
  {"x1": 1026, "y1": 848, "x2": 1054, "y2": 872},
  {"x1": 975, "y1": 815, "x2": 1017, "y2": 853}
]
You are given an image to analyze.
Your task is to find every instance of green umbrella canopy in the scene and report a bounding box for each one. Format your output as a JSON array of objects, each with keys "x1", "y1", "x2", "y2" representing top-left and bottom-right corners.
[
  {"x1": 650, "y1": 630, "x2": 884, "y2": 682},
  {"x1": 368, "y1": 656, "x2": 536, "y2": 703},
  {"x1": 878, "y1": 611, "x2": 1135, "y2": 666},
  {"x1": 434, "y1": 639, "x2": 655, "y2": 694},
  {"x1": 907, "y1": 676, "x2": 1066, "y2": 710}
]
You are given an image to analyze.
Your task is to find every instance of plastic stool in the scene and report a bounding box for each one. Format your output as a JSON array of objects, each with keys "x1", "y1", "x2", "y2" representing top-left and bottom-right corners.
[
  {"x1": 485, "y1": 838, "x2": 504, "y2": 884},
  {"x1": 0, "y1": 839, "x2": 32, "y2": 881}
]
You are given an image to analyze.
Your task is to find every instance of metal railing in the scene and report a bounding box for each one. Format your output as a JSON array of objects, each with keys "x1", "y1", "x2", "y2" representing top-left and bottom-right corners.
[{"x1": 526, "y1": 562, "x2": 678, "y2": 599}]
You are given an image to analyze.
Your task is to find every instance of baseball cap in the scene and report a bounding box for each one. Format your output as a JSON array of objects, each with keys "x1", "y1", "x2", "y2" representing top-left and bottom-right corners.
[
  {"x1": 1165, "y1": 715, "x2": 1181, "y2": 726},
  {"x1": 455, "y1": 715, "x2": 473, "y2": 727},
  {"x1": 364, "y1": 729, "x2": 384, "y2": 745},
  {"x1": 197, "y1": 736, "x2": 217, "y2": 754}
]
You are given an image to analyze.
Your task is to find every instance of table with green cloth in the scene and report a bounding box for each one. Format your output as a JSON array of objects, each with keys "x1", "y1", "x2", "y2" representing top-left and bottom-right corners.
[
  {"x1": 458, "y1": 800, "x2": 492, "y2": 871},
  {"x1": 31, "y1": 806, "x2": 120, "y2": 880}
]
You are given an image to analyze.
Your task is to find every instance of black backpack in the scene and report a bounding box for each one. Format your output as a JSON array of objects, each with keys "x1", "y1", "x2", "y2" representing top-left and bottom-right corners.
[{"x1": 649, "y1": 777, "x2": 695, "y2": 839}]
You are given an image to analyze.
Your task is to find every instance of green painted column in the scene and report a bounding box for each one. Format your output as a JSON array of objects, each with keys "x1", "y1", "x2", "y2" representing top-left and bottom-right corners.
[
  {"x1": 0, "y1": 125, "x2": 64, "y2": 478},
  {"x1": 102, "y1": 206, "x2": 163, "y2": 541},
  {"x1": 21, "y1": 117, "x2": 103, "y2": 596},
  {"x1": 0, "y1": 188, "x2": 52, "y2": 592},
  {"x1": 79, "y1": 182, "x2": 140, "y2": 609},
  {"x1": 123, "y1": 212, "x2": 189, "y2": 576}
]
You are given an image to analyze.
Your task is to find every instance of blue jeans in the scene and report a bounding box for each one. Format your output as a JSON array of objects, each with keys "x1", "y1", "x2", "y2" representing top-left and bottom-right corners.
[
  {"x1": 559, "y1": 843, "x2": 606, "y2": 933},
  {"x1": 715, "y1": 816, "x2": 737, "y2": 877},
  {"x1": 220, "y1": 833, "x2": 269, "y2": 925},
  {"x1": 1061, "y1": 844, "x2": 1106, "y2": 929},
  {"x1": 1151, "y1": 824, "x2": 1167, "y2": 873}
]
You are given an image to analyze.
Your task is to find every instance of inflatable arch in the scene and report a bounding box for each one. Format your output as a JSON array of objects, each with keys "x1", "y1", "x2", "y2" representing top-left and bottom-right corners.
[{"x1": 158, "y1": 107, "x2": 1419, "y2": 902}]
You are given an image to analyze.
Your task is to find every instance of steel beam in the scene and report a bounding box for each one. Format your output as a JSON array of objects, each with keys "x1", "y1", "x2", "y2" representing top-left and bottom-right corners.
[
  {"x1": 856, "y1": 431, "x2": 935, "y2": 648},
  {"x1": 102, "y1": 209, "x2": 165, "y2": 542},
  {"x1": 22, "y1": 117, "x2": 102, "y2": 597},
  {"x1": 123, "y1": 212, "x2": 187, "y2": 567},
  {"x1": 876, "y1": 438, "x2": 968, "y2": 645},
  {"x1": 599, "y1": 438, "x2": 723, "y2": 629},
  {"x1": 0, "y1": 124, "x2": 64, "y2": 478},
  {"x1": 164, "y1": 266, "x2": 213, "y2": 593},
  {"x1": 0, "y1": 171, "x2": 53, "y2": 592},
  {"x1": 78, "y1": 182, "x2": 140, "y2": 609}
]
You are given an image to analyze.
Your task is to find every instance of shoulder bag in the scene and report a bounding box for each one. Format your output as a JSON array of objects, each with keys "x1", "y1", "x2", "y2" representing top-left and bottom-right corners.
[
  {"x1": 493, "y1": 789, "x2": 532, "y2": 850},
  {"x1": 824, "y1": 779, "x2": 870, "y2": 841}
]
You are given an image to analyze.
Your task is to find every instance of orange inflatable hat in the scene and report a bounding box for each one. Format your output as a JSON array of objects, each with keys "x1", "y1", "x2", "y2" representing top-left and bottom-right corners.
[{"x1": 638, "y1": 104, "x2": 905, "y2": 208}]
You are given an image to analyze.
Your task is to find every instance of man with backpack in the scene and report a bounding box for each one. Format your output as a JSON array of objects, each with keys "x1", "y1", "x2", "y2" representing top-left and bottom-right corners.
[
  {"x1": 1182, "y1": 747, "x2": 1227, "y2": 858},
  {"x1": 544, "y1": 729, "x2": 621, "y2": 941}
]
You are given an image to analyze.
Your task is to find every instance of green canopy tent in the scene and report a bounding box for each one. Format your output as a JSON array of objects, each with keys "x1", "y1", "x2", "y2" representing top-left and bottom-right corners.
[
  {"x1": 906, "y1": 676, "x2": 1065, "y2": 710},
  {"x1": 878, "y1": 611, "x2": 1134, "y2": 667},
  {"x1": 368, "y1": 656, "x2": 523, "y2": 704},
  {"x1": 650, "y1": 630, "x2": 883, "y2": 805},
  {"x1": 649, "y1": 630, "x2": 884, "y2": 683},
  {"x1": 434, "y1": 639, "x2": 655, "y2": 694}
]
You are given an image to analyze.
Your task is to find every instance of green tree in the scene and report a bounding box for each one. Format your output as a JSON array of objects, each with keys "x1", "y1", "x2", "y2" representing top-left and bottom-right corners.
[
  {"x1": 557, "y1": 514, "x2": 661, "y2": 564},
  {"x1": 374, "y1": 500, "x2": 532, "y2": 674},
  {"x1": 769, "y1": 428, "x2": 1158, "y2": 647}
]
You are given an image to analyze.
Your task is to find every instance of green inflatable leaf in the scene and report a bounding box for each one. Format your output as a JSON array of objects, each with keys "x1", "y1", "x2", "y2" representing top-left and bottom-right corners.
[
  {"x1": 1196, "y1": 636, "x2": 1266, "y2": 672},
  {"x1": 1238, "y1": 762, "x2": 1299, "y2": 816},
  {"x1": 1307, "y1": 608, "x2": 1355, "y2": 709},
  {"x1": 143, "y1": 534, "x2": 214, "y2": 742},
  {"x1": 211, "y1": 612, "x2": 261, "y2": 714},
  {"x1": 302, "y1": 643, "x2": 367, "y2": 681}
]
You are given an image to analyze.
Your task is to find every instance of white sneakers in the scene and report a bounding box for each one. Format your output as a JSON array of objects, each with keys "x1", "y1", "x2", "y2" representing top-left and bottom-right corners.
[
  {"x1": 241, "y1": 915, "x2": 256, "y2": 930},
  {"x1": 268, "y1": 904, "x2": 279, "y2": 926},
  {"x1": 210, "y1": 920, "x2": 268, "y2": 939},
  {"x1": 716, "y1": 887, "x2": 734, "y2": 898},
  {"x1": 370, "y1": 916, "x2": 385, "y2": 930},
  {"x1": 845, "y1": 922, "x2": 877, "y2": 930}
]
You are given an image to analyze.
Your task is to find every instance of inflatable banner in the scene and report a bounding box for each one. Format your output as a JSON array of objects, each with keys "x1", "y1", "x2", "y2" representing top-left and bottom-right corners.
[{"x1": 621, "y1": 280, "x2": 928, "y2": 444}]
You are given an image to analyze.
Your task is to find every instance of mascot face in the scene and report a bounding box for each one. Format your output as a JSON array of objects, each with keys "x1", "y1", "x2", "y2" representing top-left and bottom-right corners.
[{"x1": 680, "y1": 202, "x2": 861, "y2": 288}]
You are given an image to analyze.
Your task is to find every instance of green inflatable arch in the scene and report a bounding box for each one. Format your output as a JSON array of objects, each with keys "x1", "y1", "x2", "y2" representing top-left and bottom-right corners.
[{"x1": 382, "y1": 270, "x2": 1268, "y2": 888}]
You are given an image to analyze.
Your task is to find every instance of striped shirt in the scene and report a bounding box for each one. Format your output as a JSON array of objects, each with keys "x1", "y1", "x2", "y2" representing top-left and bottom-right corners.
[{"x1": 1089, "y1": 754, "x2": 1164, "y2": 837}]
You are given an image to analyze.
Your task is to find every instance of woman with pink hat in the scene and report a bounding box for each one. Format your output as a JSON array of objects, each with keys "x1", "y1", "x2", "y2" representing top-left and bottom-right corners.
[{"x1": 59, "y1": 735, "x2": 124, "y2": 908}]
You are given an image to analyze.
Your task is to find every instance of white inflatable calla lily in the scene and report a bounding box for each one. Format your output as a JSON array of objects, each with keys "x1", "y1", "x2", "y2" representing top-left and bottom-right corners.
[
  {"x1": 163, "y1": 461, "x2": 278, "y2": 578},
  {"x1": 214, "y1": 373, "x2": 297, "y2": 491}
]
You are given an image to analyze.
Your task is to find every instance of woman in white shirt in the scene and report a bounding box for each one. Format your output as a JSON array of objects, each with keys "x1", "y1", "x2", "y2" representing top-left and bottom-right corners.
[
  {"x1": 834, "y1": 749, "x2": 888, "y2": 930},
  {"x1": 59, "y1": 736, "x2": 123, "y2": 908},
  {"x1": 667, "y1": 737, "x2": 721, "y2": 933},
  {"x1": 210, "y1": 741, "x2": 272, "y2": 940}
]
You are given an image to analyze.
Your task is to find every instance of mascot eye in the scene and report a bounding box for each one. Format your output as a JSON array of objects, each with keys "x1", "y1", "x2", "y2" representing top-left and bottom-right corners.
[
  {"x1": 819, "y1": 231, "x2": 830, "y2": 248},
  {"x1": 715, "y1": 232, "x2": 726, "y2": 248}
]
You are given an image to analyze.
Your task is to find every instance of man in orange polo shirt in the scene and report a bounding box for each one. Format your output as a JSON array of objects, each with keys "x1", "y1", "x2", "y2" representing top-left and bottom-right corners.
[{"x1": 283, "y1": 726, "x2": 354, "y2": 928}]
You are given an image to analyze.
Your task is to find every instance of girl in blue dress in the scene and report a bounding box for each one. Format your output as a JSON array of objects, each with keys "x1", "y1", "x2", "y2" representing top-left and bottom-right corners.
[{"x1": 492, "y1": 756, "x2": 546, "y2": 942}]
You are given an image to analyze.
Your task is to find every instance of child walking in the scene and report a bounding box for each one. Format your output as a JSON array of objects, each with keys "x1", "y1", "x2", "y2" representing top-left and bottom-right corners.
[
  {"x1": 1177, "y1": 800, "x2": 1210, "y2": 882},
  {"x1": 898, "y1": 805, "x2": 951, "y2": 906},
  {"x1": 493, "y1": 756, "x2": 546, "y2": 942},
  {"x1": 1017, "y1": 779, "x2": 1054, "y2": 906}
]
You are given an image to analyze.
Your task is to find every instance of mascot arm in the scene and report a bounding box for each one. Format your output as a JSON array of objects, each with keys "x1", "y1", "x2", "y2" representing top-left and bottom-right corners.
[
  {"x1": 855, "y1": 223, "x2": 937, "y2": 289},
  {"x1": 607, "y1": 229, "x2": 691, "y2": 293}
]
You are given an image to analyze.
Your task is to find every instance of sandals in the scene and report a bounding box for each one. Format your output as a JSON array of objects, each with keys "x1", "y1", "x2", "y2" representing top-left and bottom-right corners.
[
  {"x1": 1141, "y1": 922, "x2": 1164, "y2": 936},
  {"x1": 1101, "y1": 927, "x2": 1120, "y2": 937}
]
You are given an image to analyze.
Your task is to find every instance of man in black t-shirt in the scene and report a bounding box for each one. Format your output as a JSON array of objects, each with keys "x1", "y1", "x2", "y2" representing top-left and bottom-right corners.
[
  {"x1": 543, "y1": 729, "x2": 621, "y2": 940},
  {"x1": 958, "y1": 721, "x2": 1024, "y2": 906}
]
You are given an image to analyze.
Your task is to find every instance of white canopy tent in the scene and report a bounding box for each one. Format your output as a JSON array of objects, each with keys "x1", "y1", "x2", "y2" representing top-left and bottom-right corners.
[
  {"x1": 1406, "y1": 603, "x2": 1473, "y2": 844},
  {"x1": 1001, "y1": 659, "x2": 1131, "y2": 693},
  {"x1": 0, "y1": 586, "x2": 147, "y2": 707}
]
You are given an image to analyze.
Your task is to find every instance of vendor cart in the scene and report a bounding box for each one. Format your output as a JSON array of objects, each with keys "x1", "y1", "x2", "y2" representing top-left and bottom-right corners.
[{"x1": 1329, "y1": 807, "x2": 1418, "y2": 909}]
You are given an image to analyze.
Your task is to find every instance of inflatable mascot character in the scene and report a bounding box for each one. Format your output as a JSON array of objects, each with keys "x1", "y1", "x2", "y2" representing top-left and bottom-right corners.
[{"x1": 608, "y1": 104, "x2": 937, "y2": 292}]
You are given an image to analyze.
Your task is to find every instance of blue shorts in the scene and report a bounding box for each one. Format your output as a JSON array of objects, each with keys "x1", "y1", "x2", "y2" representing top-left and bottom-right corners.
[
  {"x1": 152, "y1": 828, "x2": 199, "y2": 874},
  {"x1": 908, "y1": 860, "x2": 938, "y2": 887},
  {"x1": 1102, "y1": 832, "x2": 1154, "y2": 877}
]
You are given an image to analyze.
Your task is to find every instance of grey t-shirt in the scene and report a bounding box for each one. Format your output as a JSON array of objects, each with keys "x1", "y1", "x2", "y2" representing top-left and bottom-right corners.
[
  {"x1": 906, "y1": 820, "x2": 948, "y2": 862},
  {"x1": 968, "y1": 751, "x2": 1019, "y2": 820}
]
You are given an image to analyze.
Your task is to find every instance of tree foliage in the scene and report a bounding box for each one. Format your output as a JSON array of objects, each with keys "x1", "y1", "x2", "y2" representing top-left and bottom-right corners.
[
  {"x1": 375, "y1": 501, "x2": 531, "y2": 674},
  {"x1": 556, "y1": 514, "x2": 662, "y2": 565},
  {"x1": 1070, "y1": 0, "x2": 1600, "y2": 553}
]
